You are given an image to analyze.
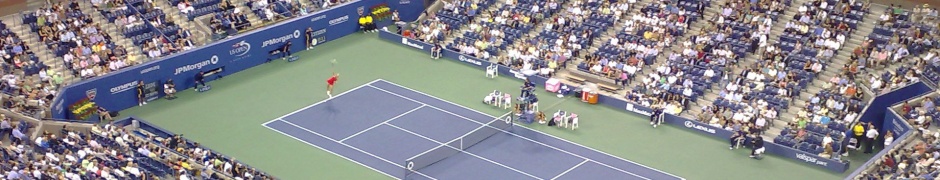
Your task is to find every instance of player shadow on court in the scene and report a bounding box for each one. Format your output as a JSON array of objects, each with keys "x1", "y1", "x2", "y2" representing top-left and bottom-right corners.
[{"x1": 324, "y1": 100, "x2": 340, "y2": 120}]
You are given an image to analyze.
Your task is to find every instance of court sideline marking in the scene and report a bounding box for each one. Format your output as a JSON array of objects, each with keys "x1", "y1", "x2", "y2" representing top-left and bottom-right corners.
[
  {"x1": 552, "y1": 159, "x2": 589, "y2": 180},
  {"x1": 263, "y1": 79, "x2": 382, "y2": 125},
  {"x1": 340, "y1": 105, "x2": 426, "y2": 142},
  {"x1": 263, "y1": 124, "x2": 403, "y2": 179},
  {"x1": 261, "y1": 79, "x2": 434, "y2": 180},
  {"x1": 376, "y1": 79, "x2": 686, "y2": 180},
  {"x1": 365, "y1": 84, "x2": 650, "y2": 180},
  {"x1": 274, "y1": 119, "x2": 438, "y2": 180},
  {"x1": 384, "y1": 122, "x2": 542, "y2": 179}
]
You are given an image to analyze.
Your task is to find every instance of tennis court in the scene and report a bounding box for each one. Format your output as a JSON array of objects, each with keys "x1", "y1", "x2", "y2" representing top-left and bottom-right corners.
[{"x1": 262, "y1": 79, "x2": 684, "y2": 180}]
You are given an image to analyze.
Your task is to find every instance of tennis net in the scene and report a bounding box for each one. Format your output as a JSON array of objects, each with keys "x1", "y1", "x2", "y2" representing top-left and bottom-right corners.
[{"x1": 403, "y1": 113, "x2": 513, "y2": 179}]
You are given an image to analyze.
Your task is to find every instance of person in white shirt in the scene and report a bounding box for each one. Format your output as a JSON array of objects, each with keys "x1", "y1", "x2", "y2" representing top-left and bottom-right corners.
[
  {"x1": 864, "y1": 125, "x2": 879, "y2": 153},
  {"x1": 822, "y1": 134, "x2": 833, "y2": 146},
  {"x1": 883, "y1": 131, "x2": 894, "y2": 147},
  {"x1": 178, "y1": 1, "x2": 194, "y2": 14}
]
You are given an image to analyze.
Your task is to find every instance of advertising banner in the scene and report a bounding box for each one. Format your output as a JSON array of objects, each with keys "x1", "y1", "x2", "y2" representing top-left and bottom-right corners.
[
  {"x1": 51, "y1": 0, "x2": 392, "y2": 120},
  {"x1": 378, "y1": 30, "x2": 851, "y2": 173}
]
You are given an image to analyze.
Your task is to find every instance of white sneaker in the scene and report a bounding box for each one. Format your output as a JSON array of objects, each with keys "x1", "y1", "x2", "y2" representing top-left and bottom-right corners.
[
  {"x1": 653, "y1": 125, "x2": 657, "y2": 128},
  {"x1": 139, "y1": 103, "x2": 143, "y2": 106},
  {"x1": 143, "y1": 102, "x2": 147, "y2": 105},
  {"x1": 729, "y1": 147, "x2": 733, "y2": 150}
]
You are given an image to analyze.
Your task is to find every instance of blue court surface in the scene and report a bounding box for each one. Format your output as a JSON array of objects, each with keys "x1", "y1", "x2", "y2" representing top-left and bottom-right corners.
[{"x1": 263, "y1": 79, "x2": 684, "y2": 180}]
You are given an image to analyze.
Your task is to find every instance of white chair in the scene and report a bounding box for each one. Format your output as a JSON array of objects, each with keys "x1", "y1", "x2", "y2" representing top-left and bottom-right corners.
[
  {"x1": 557, "y1": 110, "x2": 568, "y2": 127},
  {"x1": 847, "y1": 138, "x2": 859, "y2": 150},
  {"x1": 502, "y1": 93, "x2": 512, "y2": 109},
  {"x1": 552, "y1": 110, "x2": 566, "y2": 126},
  {"x1": 531, "y1": 102, "x2": 539, "y2": 111},
  {"x1": 486, "y1": 64, "x2": 498, "y2": 78},
  {"x1": 568, "y1": 113, "x2": 579, "y2": 130},
  {"x1": 484, "y1": 93, "x2": 496, "y2": 105}
]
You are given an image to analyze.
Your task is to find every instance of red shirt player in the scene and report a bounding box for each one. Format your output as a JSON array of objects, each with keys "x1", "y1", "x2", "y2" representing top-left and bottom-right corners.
[{"x1": 326, "y1": 73, "x2": 339, "y2": 98}]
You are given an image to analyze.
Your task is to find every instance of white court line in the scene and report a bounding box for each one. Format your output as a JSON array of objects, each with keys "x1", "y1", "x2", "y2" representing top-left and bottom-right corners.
[
  {"x1": 384, "y1": 123, "x2": 542, "y2": 180},
  {"x1": 367, "y1": 85, "x2": 646, "y2": 179},
  {"x1": 374, "y1": 79, "x2": 684, "y2": 180},
  {"x1": 340, "y1": 105, "x2": 426, "y2": 142},
  {"x1": 376, "y1": 79, "x2": 685, "y2": 179},
  {"x1": 262, "y1": 122, "x2": 400, "y2": 179},
  {"x1": 276, "y1": 119, "x2": 438, "y2": 180},
  {"x1": 551, "y1": 159, "x2": 589, "y2": 180},
  {"x1": 262, "y1": 79, "x2": 382, "y2": 126}
]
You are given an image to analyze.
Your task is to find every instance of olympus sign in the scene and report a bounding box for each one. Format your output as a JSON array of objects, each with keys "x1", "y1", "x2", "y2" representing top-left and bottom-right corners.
[
  {"x1": 329, "y1": 15, "x2": 349, "y2": 26},
  {"x1": 175, "y1": 55, "x2": 220, "y2": 75},
  {"x1": 458, "y1": 55, "x2": 482, "y2": 66},
  {"x1": 684, "y1": 121, "x2": 716, "y2": 134},
  {"x1": 110, "y1": 81, "x2": 140, "y2": 94},
  {"x1": 261, "y1": 30, "x2": 302, "y2": 48}
]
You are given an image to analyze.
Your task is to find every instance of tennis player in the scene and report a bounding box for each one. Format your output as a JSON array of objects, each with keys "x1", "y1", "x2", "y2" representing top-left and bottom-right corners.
[{"x1": 327, "y1": 73, "x2": 339, "y2": 98}]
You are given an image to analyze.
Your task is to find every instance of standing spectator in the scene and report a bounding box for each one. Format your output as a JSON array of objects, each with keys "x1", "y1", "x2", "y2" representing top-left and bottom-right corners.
[
  {"x1": 305, "y1": 27, "x2": 315, "y2": 50},
  {"x1": 137, "y1": 80, "x2": 147, "y2": 106},
  {"x1": 853, "y1": 122, "x2": 865, "y2": 148},
  {"x1": 864, "y1": 124, "x2": 879, "y2": 154}
]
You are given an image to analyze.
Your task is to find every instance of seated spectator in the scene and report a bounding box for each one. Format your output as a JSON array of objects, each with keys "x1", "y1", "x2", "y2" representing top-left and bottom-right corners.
[{"x1": 179, "y1": 0, "x2": 195, "y2": 14}]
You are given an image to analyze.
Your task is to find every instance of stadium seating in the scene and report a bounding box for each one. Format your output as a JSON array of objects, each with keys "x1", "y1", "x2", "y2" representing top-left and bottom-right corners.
[
  {"x1": 247, "y1": 0, "x2": 297, "y2": 22},
  {"x1": 10, "y1": 123, "x2": 272, "y2": 179},
  {"x1": 448, "y1": 0, "x2": 551, "y2": 60},
  {"x1": 763, "y1": 0, "x2": 872, "y2": 157},
  {"x1": 0, "y1": 20, "x2": 45, "y2": 77}
]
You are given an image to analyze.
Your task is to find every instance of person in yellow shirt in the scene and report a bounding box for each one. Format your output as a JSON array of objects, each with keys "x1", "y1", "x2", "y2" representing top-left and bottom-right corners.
[
  {"x1": 852, "y1": 122, "x2": 865, "y2": 150},
  {"x1": 364, "y1": 14, "x2": 375, "y2": 32},
  {"x1": 358, "y1": 15, "x2": 368, "y2": 33}
]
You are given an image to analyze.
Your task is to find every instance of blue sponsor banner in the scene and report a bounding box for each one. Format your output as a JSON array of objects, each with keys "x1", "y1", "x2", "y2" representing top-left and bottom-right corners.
[
  {"x1": 882, "y1": 108, "x2": 912, "y2": 137},
  {"x1": 379, "y1": 30, "x2": 851, "y2": 172},
  {"x1": 386, "y1": 0, "x2": 425, "y2": 22},
  {"x1": 51, "y1": 0, "x2": 392, "y2": 120}
]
